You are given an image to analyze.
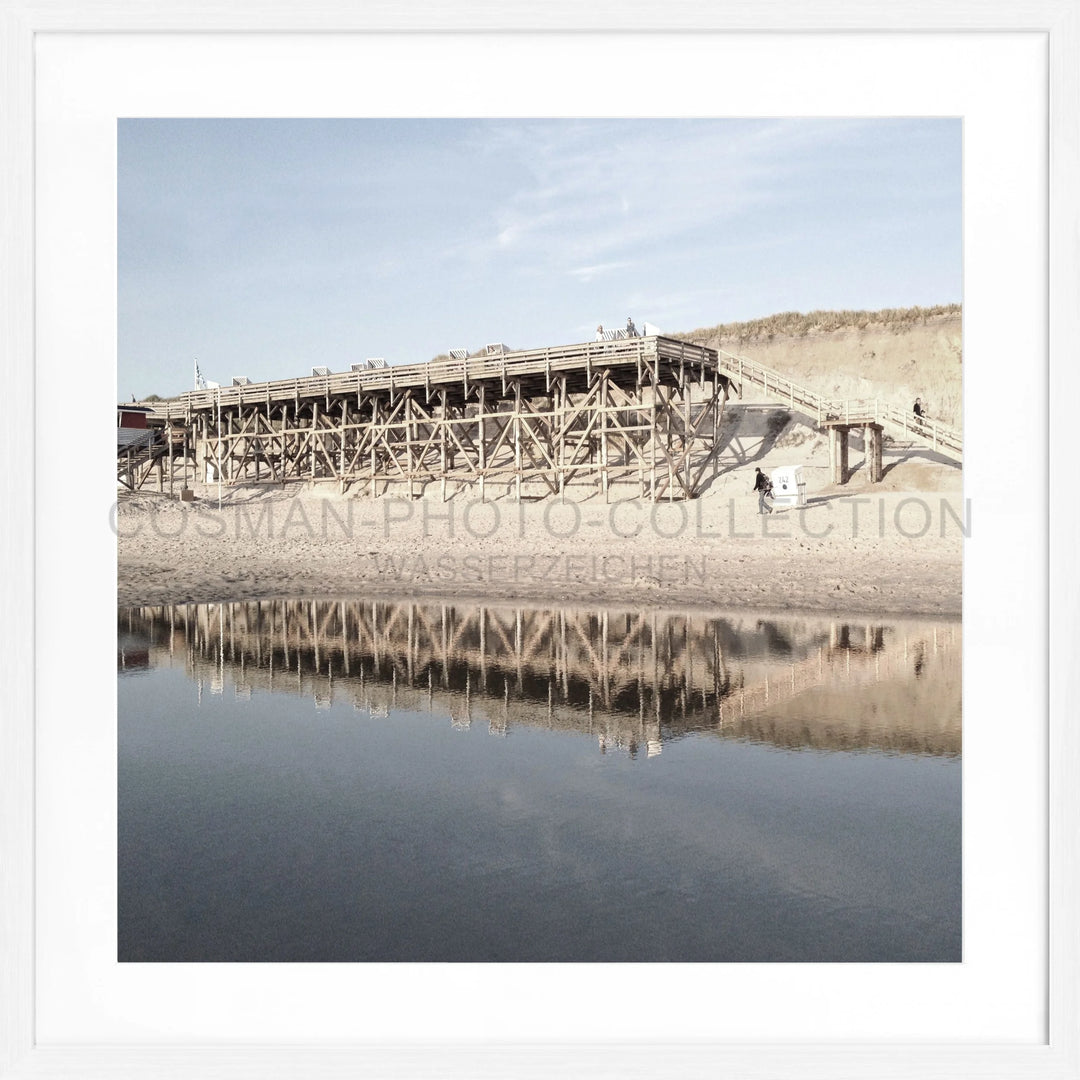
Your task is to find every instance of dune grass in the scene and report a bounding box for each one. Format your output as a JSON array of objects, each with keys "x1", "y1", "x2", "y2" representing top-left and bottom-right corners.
[
  {"x1": 678, "y1": 304, "x2": 961, "y2": 344},
  {"x1": 674, "y1": 305, "x2": 963, "y2": 429}
]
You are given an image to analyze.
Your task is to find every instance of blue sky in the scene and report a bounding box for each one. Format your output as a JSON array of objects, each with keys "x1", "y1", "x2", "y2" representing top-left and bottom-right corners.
[{"x1": 118, "y1": 118, "x2": 961, "y2": 398}]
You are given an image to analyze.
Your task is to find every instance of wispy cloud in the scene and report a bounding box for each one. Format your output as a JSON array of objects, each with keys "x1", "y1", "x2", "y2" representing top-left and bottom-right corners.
[
  {"x1": 568, "y1": 261, "x2": 634, "y2": 283},
  {"x1": 455, "y1": 119, "x2": 884, "y2": 276}
]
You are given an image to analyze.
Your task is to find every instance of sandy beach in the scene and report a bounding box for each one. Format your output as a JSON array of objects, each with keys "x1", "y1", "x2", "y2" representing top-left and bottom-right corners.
[{"x1": 117, "y1": 449, "x2": 963, "y2": 617}]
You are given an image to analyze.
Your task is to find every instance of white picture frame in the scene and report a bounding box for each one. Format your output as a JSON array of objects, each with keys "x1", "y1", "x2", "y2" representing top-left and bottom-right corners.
[{"x1": 2, "y1": 2, "x2": 1078, "y2": 1077}]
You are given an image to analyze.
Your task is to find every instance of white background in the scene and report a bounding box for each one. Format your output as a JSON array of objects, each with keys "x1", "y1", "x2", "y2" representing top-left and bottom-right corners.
[{"x1": 35, "y1": 32, "x2": 1047, "y2": 1045}]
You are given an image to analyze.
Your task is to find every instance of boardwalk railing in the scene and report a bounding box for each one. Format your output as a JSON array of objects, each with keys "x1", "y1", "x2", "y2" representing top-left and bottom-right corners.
[
  {"x1": 716, "y1": 348, "x2": 837, "y2": 425},
  {"x1": 165, "y1": 336, "x2": 709, "y2": 415},
  {"x1": 716, "y1": 348, "x2": 962, "y2": 462},
  {"x1": 835, "y1": 398, "x2": 962, "y2": 459}
]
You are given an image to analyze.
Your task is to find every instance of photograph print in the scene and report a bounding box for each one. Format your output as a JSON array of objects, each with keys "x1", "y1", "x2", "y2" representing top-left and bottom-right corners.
[{"x1": 116, "y1": 118, "x2": 962, "y2": 963}]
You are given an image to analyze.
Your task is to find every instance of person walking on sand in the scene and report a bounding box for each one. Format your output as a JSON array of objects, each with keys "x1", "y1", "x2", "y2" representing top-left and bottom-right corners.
[{"x1": 753, "y1": 467, "x2": 773, "y2": 515}]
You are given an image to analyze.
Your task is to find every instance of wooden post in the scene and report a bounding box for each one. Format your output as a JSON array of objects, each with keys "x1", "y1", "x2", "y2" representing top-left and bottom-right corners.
[
  {"x1": 600, "y1": 373, "x2": 609, "y2": 501},
  {"x1": 340, "y1": 398, "x2": 347, "y2": 481},
  {"x1": 478, "y1": 384, "x2": 486, "y2": 502},
  {"x1": 195, "y1": 415, "x2": 203, "y2": 482},
  {"x1": 861, "y1": 423, "x2": 884, "y2": 484},
  {"x1": 681, "y1": 380, "x2": 691, "y2": 500},
  {"x1": 405, "y1": 393, "x2": 414, "y2": 497},
  {"x1": 557, "y1": 377, "x2": 566, "y2": 498},
  {"x1": 370, "y1": 396, "x2": 377, "y2": 497},
  {"x1": 514, "y1": 380, "x2": 522, "y2": 502},
  {"x1": 254, "y1": 413, "x2": 261, "y2": 483},
  {"x1": 715, "y1": 375, "x2": 725, "y2": 477},
  {"x1": 226, "y1": 412, "x2": 233, "y2": 482},
  {"x1": 649, "y1": 390, "x2": 657, "y2": 502},
  {"x1": 440, "y1": 389, "x2": 448, "y2": 502},
  {"x1": 660, "y1": 393, "x2": 669, "y2": 501}
]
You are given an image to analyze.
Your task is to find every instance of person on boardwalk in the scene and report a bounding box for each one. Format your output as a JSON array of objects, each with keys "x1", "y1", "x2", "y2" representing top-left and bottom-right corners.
[
  {"x1": 626, "y1": 316, "x2": 638, "y2": 337},
  {"x1": 913, "y1": 397, "x2": 925, "y2": 422},
  {"x1": 753, "y1": 467, "x2": 773, "y2": 515},
  {"x1": 595, "y1": 324, "x2": 605, "y2": 341}
]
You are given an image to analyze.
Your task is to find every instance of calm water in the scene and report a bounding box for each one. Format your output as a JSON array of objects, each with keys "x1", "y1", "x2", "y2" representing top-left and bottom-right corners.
[{"x1": 118, "y1": 599, "x2": 961, "y2": 963}]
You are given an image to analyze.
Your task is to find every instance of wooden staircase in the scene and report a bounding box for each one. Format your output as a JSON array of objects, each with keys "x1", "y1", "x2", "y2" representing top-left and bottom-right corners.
[
  {"x1": 117, "y1": 431, "x2": 167, "y2": 490},
  {"x1": 714, "y1": 347, "x2": 962, "y2": 464}
]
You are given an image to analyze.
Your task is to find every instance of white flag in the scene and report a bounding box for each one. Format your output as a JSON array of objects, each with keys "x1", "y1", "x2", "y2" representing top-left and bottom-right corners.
[{"x1": 194, "y1": 357, "x2": 217, "y2": 390}]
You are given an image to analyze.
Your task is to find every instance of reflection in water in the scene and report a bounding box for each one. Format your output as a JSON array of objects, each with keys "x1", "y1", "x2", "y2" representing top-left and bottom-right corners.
[
  {"x1": 119, "y1": 599, "x2": 960, "y2": 757},
  {"x1": 118, "y1": 598, "x2": 961, "y2": 963}
]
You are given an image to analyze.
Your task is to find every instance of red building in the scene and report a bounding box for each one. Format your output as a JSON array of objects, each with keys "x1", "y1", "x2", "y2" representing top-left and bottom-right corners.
[{"x1": 117, "y1": 405, "x2": 153, "y2": 449}]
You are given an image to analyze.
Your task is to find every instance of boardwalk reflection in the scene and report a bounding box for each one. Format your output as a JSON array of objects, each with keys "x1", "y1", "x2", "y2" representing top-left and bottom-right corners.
[{"x1": 118, "y1": 599, "x2": 960, "y2": 757}]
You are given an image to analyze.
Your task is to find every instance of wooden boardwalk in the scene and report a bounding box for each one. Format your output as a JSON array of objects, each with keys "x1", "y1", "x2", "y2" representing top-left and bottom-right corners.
[
  {"x1": 141, "y1": 336, "x2": 730, "y2": 500},
  {"x1": 129, "y1": 334, "x2": 961, "y2": 497}
]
